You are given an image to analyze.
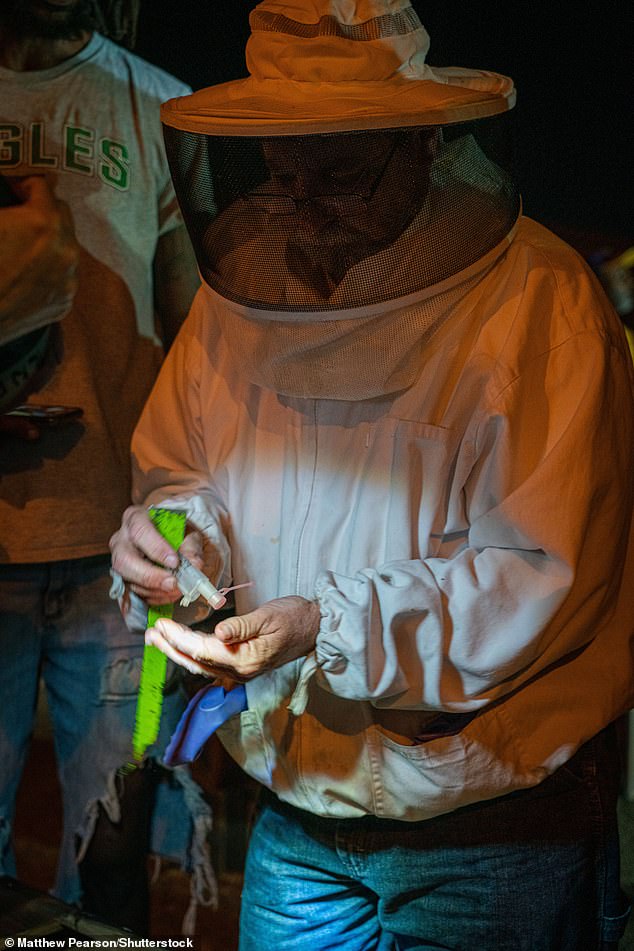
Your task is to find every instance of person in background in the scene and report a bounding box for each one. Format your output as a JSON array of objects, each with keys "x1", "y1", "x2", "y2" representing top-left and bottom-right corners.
[
  {"x1": 0, "y1": 175, "x2": 78, "y2": 418},
  {"x1": 0, "y1": 0, "x2": 208, "y2": 934},
  {"x1": 111, "y1": 1, "x2": 633, "y2": 948}
]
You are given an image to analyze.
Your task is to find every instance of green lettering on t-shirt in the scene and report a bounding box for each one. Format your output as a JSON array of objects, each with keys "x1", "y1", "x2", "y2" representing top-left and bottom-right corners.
[
  {"x1": 65, "y1": 125, "x2": 93, "y2": 174},
  {"x1": 100, "y1": 138, "x2": 130, "y2": 190},
  {"x1": 31, "y1": 122, "x2": 57, "y2": 168},
  {"x1": 0, "y1": 124, "x2": 22, "y2": 167}
]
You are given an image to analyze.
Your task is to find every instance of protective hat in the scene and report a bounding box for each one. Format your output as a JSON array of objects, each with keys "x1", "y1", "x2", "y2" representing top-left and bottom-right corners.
[
  {"x1": 161, "y1": 0, "x2": 515, "y2": 136},
  {"x1": 160, "y1": 1, "x2": 520, "y2": 399}
]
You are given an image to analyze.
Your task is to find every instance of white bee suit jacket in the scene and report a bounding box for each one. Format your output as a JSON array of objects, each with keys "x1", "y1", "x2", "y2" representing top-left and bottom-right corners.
[{"x1": 130, "y1": 216, "x2": 634, "y2": 820}]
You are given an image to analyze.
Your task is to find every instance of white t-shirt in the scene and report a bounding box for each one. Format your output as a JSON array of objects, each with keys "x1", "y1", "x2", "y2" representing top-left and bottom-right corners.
[{"x1": 0, "y1": 33, "x2": 190, "y2": 562}]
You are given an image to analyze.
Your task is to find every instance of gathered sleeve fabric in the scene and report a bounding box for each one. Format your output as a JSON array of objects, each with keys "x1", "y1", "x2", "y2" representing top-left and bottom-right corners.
[{"x1": 130, "y1": 290, "x2": 232, "y2": 590}]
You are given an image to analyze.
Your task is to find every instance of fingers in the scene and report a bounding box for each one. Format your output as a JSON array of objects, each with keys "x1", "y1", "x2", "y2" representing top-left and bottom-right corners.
[
  {"x1": 0, "y1": 175, "x2": 80, "y2": 335},
  {"x1": 146, "y1": 624, "x2": 217, "y2": 678},
  {"x1": 213, "y1": 597, "x2": 320, "y2": 646},
  {"x1": 0, "y1": 414, "x2": 42, "y2": 440},
  {"x1": 146, "y1": 618, "x2": 242, "y2": 680},
  {"x1": 214, "y1": 608, "x2": 267, "y2": 644},
  {"x1": 110, "y1": 505, "x2": 181, "y2": 603},
  {"x1": 11, "y1": 175, "x2": 79, "y2": 276},
  {"x1": 11, "y1": 174, "x2": 54, "y2": 208},
  {"x1": 125, "y1": 506, "x2": 180, "y2": 565},
  {"x1": 109, "y1": 507, "x2": 212, "y2": 607},
  {"x1": 179, "y1": 530, "x2": 204, "y2": 569},
  {"x1": 134, "y1": 577, "x2": 182, "y2": 606},
  {"x1": 146, "y1": 598, "x2": 320, "y2": 680}
]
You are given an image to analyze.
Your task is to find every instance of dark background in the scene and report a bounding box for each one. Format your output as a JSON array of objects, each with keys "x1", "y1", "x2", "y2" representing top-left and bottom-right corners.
[{"x1": 135, "y1": 1, "x2": 633, "y2": 239}]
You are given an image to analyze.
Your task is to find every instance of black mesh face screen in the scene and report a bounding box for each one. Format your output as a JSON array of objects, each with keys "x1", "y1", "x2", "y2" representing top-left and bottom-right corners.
[{"x1": 163, "y1": 116, "x2": 520, "y2": 312}]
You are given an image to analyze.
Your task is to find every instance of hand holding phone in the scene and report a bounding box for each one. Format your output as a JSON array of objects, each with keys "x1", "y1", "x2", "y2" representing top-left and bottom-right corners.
[
  {"x1": 0, "y1": 403, "x2": 83, "y2": 440},
  {"x1": 0, "y1": 176, "x2": 79, "y2": 342}
]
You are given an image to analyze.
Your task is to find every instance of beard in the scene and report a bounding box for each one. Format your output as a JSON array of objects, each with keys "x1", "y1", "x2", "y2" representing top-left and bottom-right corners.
[
  {"x1": 284, "y1": 195, "x2": 426, "y2": 300},
  {"x1": 0, "y1": 0, "x2": 99, "y2": 40}
]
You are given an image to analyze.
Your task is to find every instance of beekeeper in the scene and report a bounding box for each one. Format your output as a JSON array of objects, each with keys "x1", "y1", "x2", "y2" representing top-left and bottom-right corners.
[{"x1": 110, "y1": 2, "x2": 634, "y2": 948}]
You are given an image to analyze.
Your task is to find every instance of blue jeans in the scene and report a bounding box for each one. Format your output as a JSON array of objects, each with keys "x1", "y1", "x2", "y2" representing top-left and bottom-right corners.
[
  {"x1": 0, "y1": 556, "x2": 211, "y2": 910},
  {"x1": 240, "y1": 727, "x2": 629, "y2": 951}
]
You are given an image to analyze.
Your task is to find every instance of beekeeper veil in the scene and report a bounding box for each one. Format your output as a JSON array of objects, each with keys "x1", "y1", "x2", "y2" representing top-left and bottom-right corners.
[{"x1": 161, "y1": 0, "x2": 520, "y2": 399}]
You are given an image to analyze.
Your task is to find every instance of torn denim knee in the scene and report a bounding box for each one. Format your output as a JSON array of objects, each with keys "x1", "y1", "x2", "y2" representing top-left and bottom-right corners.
[
  {"x1": 74, "y1": 769, "x2": 122, "y2": 865},
  {"x1": 164, "y1": 764, "x2": 217, "y2": 934},
  {"x1": 70, "y1": 761, "x2": 216, "y2": 935}
]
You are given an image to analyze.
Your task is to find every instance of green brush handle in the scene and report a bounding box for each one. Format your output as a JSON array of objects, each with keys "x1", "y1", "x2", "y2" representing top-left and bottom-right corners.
[{"x1": 130, "y1": 506, "x2": 186, "y2": 763}]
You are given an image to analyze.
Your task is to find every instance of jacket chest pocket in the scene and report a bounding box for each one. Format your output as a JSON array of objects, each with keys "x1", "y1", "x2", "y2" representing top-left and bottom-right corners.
[{"x1": 382, "y1": 419, "x2": 456, "y2": 563}]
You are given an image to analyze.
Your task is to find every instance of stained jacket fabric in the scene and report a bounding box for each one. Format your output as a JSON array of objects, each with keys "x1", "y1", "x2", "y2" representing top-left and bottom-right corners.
[{"x1": 131, "y1": 216, "x2": 634, "y2": 820}]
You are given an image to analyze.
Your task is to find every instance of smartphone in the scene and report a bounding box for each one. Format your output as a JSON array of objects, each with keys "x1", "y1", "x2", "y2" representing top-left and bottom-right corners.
[{"x1": 5, "y1": 403, "x2": 84, "y2": 425}]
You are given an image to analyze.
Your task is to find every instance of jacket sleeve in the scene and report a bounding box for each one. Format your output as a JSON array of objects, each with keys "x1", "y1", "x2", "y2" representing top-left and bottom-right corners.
[
  {"x1": 130, "y1": 291, "x2": 232, "y2": 591},
  {"x1": 312, "y1": 328, "x2": 634, "y2": 711}
]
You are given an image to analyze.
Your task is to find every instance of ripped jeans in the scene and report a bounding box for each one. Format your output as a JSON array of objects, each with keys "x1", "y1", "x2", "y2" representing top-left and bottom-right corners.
[{"x1": 0, "y1": 555, "x2": 213, "y2": 915}]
